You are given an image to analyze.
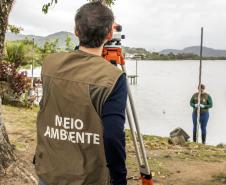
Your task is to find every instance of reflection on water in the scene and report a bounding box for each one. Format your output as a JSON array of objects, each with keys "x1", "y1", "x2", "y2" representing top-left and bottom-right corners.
[{"x1": 125, "y1": 60, "x2": 226, "y2": 145}]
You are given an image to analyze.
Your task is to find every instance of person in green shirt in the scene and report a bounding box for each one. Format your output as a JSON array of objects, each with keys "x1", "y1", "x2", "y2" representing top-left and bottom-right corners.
[{"x1": 190, "y1": 84, "x2": 213, "y2": 144}]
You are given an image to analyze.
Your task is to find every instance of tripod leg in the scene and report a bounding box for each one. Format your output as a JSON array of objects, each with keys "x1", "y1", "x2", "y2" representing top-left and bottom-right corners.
[
  {"x1": 126, "y1": 105, "x2": 142, "y2": 166},
  {"x1": 121, "y1": 64, "x2": 150, "y2": 175}
]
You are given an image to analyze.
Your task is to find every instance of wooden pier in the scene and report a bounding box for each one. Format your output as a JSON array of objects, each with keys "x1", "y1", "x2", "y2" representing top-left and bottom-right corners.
[
  {"x1": 128, "y1": 75, "x2": 138, "y2": 84},
  {"x1": 127, "y1": 57, "x2": 140, "y2": 85}
]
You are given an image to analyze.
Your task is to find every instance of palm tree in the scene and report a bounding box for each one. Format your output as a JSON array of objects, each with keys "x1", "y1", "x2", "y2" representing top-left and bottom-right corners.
[{"x1": 0, "y1": 0, "x2": 16, "y2": 175}]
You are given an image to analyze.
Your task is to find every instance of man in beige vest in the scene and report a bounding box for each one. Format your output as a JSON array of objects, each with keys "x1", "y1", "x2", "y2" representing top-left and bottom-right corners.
[{"x1": 35, "y1": 2, "x2": 127, "y2": 185}]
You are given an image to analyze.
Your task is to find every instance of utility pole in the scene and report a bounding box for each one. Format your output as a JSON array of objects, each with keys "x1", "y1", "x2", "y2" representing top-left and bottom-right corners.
[{"x1": 31, "y1": 37, "x2": 34, "y2": 88}]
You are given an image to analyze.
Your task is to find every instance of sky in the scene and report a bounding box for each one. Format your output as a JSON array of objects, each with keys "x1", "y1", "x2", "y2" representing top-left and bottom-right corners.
[{"x1": 9, "y1": 0, "x2": 226, "y2": 51}]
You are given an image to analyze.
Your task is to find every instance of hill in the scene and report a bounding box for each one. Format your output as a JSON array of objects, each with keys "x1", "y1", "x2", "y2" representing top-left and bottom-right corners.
[
  {"x1": 6, "y1": 32, "x2": 226, "y2": 58},
  {"x1": 160, "y1": 46, "x2": 226, "y2": 57},
  {"x1": 6, "y1": 31, "x2": 79, "y2": 49}
]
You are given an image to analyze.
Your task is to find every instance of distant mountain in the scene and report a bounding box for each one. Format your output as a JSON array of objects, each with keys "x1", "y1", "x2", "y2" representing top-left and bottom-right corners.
[
  {"x1": 6, "y1": 31, "x2": 79, "y2": 49},
  {"x1": 160, "y1": 46, "x2": 226, "y2": 57},
  {"x1": 6, "y1": 32, "x2": 226, "y2": 58}
]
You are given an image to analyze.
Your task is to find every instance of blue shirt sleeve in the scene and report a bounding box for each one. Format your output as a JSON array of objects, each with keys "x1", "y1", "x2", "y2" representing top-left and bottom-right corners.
[{"x1": 101, "y1": 74, "x2": 128, "y2": 185}]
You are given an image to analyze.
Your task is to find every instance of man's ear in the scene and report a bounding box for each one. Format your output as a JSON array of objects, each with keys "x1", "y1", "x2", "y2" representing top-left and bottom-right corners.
[
  {"x1": 106, "y1": 28, "x2": 113, "y2": 41},
  {"x1": 75, "y1": 26, "x2": 79, "y2": 37},
  {"x1": 75, "y1": 30, "x2": 79, "y2": 37}
]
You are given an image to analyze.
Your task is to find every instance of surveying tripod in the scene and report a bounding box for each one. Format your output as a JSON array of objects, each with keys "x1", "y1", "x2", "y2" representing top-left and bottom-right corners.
[{"x1": 102, "y1": 24, "x2": 153, "y2": 185}]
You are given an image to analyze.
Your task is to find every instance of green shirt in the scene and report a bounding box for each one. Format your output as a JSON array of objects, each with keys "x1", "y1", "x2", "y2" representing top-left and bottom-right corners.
[{"x1": 190, "y1": 92, "x2": 213, "y2": 112}]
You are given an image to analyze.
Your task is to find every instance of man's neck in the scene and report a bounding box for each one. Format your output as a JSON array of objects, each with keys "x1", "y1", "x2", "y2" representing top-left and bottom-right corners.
[{"x1": 79, "y1": 46, "x2": 103, "y2": 56}]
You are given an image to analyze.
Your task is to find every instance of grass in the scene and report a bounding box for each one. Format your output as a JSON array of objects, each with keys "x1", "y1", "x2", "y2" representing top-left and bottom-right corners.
[
  {"x1": 213, "y1": 172, "x2": 226, "y2": 183},
  {"x1": 2, "y1": 105, "x2": 226, "y2": 178},
  {"x1": 2, "y1": 105, "x2": 38, "y2": 151}
]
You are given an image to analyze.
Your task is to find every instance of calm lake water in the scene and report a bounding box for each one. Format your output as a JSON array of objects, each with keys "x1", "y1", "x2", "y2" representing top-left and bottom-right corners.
[
  {"x1": 30, "y1": 60, "x2": 226, "y2": 145},
  {"x1": 125, "y1": 60, "x2": 226, "y2": 145}
]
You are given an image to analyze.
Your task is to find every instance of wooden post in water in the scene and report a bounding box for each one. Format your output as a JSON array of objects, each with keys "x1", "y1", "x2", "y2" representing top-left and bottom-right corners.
[
  {"x1": 135, "y1": 59, "x2": 138, "y2": 84},
  {"x1": 196, "y1": 27, "x2": 204, "y2": 143}
]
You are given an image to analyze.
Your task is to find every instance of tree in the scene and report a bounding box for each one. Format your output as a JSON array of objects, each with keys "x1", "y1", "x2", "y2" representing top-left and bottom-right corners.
[
  {"x1": 1, "y1": 41, "x2": 31, "y2": 101},
  {"x1": 65, "y1": 35, "x2": 75, "y2": 51},
  {"x1": 42, "y1": 0, "x2": 116, "y2": 13},
  {"x1": 0, "y1": 0, "x2": 15, "y2": 60},
  {"x1": 0, "y1": 0, "x2": 17, "y2": 175},
  {"x1": 43, "y1": 39, "x2": 59, "y2": 53},
  {"x1": 5, "y1": 41, "x2": 26, "y2": 68},
  {"x1": 38, "y1": 39, "x2": 59, "y2": 60},
  {"x1": 7, "y1": 24, "x2": 23, "y2": 34}
]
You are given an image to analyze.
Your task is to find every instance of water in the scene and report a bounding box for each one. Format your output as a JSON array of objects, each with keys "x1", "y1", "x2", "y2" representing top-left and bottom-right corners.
[
  {"x1": 125, "y1": 60, "x2": 226, "y2": 145},
  {"x1": 29, "y1": 60, "x2": 226, "y2": 145}
]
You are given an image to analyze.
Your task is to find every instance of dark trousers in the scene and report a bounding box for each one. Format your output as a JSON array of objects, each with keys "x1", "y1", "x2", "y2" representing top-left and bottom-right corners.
[
  {"x1": 192, "y1": 111, "x2": 209, "y2": 144},
  {"x1": 39, "y1": 179, "x2": 45, "y2": 185}
]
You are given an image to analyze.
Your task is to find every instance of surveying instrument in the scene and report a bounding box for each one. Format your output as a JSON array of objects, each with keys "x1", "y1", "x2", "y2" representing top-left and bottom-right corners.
[{"x1": 102, "y1": 23, "x2": 154, "y2": 185}]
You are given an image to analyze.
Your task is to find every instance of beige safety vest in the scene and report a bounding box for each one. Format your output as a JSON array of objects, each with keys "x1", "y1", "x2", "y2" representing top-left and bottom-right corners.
[{"x1": 35, "y1": 50, "x2": 123, "y2": 185}]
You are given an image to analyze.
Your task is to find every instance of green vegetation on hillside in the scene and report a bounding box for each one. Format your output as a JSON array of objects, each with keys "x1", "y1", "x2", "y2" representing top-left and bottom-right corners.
[{"x1": 123, "y1": 47, "x2": 226, "y2": 60}]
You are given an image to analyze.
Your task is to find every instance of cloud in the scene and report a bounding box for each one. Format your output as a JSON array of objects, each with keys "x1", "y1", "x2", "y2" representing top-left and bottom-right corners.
[{"x1": 9, "y1": 0, "x2": 226, "y2": 50}]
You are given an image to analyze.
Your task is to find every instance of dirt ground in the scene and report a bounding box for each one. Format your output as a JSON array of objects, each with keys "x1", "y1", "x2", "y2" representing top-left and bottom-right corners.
[
  {"x1": 147, "y1": 151, "x2": 226, "y2": 185},
  {"x1": 126, "y1": 149, "x2": 226, "y2": 185},
  {"x1": 1, "y1": 105, "x2": 226, "y2": 185}
]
